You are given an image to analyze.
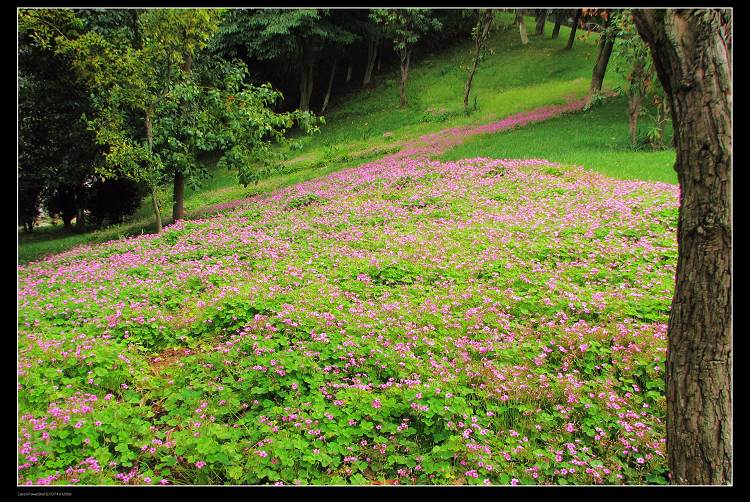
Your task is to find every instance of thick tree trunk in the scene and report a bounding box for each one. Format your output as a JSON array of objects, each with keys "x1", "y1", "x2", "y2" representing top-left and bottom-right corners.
[
  {"x1": 587, "y1": 23, "x2": 615, "y2": 105},
  {"x1": 566, "y1": 9, "x2": 582, "y2": 49},
  {"x1": 363, "y1": 39, "x2": 377, "y2": 87},
  {"x1": 145, "y1": 107, "x2": 163, "y2": 233},
  {"x1": 535, "y1": 9, "x2": 548, "y2": 36},
  {"x1": 552, "y1": 11, "x2": 562, "y2": 39},
  {"x1": 627, "y1": 94, "x2": 643, "y2": 146},
  {"x1": 399, "y1": 49, "x2": 411, "y2": 108},
  {"x1": 173, "y1": 171, "x2": 185, "y2": 221},
  {"x1": 516, "y1": 10, "x2": 529, "y2": 45},
  {"x1": 633, "y1": 8, "x2": 732, "y2": 485},
  {"x1": 321, "y1": 58, "x2": 337, "y2": 114}
]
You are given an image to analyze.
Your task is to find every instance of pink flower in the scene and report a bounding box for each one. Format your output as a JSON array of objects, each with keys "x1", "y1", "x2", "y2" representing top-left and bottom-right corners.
[
  {"x1": 195, "y1": 461, "x2": 206, "y2": 469},
  {"x1": 372, "y1": 399, "x2": 381, "y2": 409}
]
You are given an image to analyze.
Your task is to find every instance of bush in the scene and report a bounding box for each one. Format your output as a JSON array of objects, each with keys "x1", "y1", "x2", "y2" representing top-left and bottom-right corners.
[{"x1": 86, "y1": 178, "x2": 148, "y2": 227}]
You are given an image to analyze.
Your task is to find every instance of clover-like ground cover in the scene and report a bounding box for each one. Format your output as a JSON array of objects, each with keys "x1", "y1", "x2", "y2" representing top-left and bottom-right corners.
[{"x1": 18, "y1": 154, "x2": 678, "y2": 485}]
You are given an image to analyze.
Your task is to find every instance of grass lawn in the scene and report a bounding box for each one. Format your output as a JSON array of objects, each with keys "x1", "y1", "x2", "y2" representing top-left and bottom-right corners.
[{"x1": 440, "y1": 96, "x2": 677, "y2": 185}]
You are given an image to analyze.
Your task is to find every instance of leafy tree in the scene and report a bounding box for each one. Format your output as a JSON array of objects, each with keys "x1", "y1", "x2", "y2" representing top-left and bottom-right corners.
[
  {"x1": 634, "y1": 8, "x2": 732, "y2": 485},
  {"x1": 86, "y1": 177, "x2": 147, "y2": 227},
  {"x1": 462, "y1": 9, "x2": 495, "y2": 114},
  {"x1": 370, "y1": 9, "x2": 442, "y2": 108},
  {"x1": 584, "y1": 9, "x2": 618, "y2": 107},
  {"x1": 358, "y1": 11, "x2": 383, "y2": 88},
  {"x1": 18, "y1": 11, "x2": 101, "y2": 231},
  {"x1": 212, "y1": 9, "x2": 356, "y2": 112},
  {"x1": 611, "y1": 10, "x2": 657, "y2": 146},
  {"x1": 21, "y1": 9, "x2": 319, "y2": 232}
]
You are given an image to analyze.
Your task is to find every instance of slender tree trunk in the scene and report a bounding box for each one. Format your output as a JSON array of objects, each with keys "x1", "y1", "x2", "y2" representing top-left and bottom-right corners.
[
  {"x1": 587, "y1": 21, "x2": 615, "y2": 105},
  {"x1": 634, "y1": 8, "x2": 732, "y2": 485},
  {"x1": 150, "y1": 186, "x2": 162, "y2": 234},
  {"x1": 345, "y1": 62, "x2": 352, "y2": 83},
  {"x1": 516, "y1": 10, "x2": 529, "y2": 45},
  {"x1": 321, "y1": 58, "x2": 337, "y2": 114},
  {"x1": 145, "y1": 107, "x2": 163, "y2": 233},
  {"x1": 377, "y1": 45, "x2": 382, "y2": 72},
  {"x1": 463, "y1": 53, "x2": 480, "y2": 114},
  {"x1": 363, "y1": 39, "x2": 377, "y2": 87},
  {"x1": 463, "y1": 12, "x2": 493, "y2": 114},
  {"x1": 173, "y1": 171, "x2": 185, "y2": 221},
  {"x1": 627, "y1": 94, "x2": 643, "y2": 146},
  {"x1": 566, "y1": 9, "x2": 582, "y2": 49},
  {"x1": 299, "y1": 61, "x2": 314, "y2": 112},
  {"x1": 75, "y1": 205, "x2": 85, "y2": 229},
  {"x1": 552, "y1": 11, "x2": 562, "y2": 39},
  {"x1": 171, "y1": 49, "x2": 193, "y2": 222},
  {"x1": 535, "y1": 9, "x2": 548, "y2": 35},
  {"x1": 398, "y1": 48, "x2": 411, "y2": 108},
  {"x1": 656, "y1": 98, "x2": 669, "y2": 148}
]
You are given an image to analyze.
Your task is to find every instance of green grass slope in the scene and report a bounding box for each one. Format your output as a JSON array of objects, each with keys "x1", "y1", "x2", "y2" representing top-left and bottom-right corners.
[
  {"x1": 441, "y1": 95, "x2": 677, "y2": 184},
  {"x1": 19, "y1": 12, "x2": 673, "y2": 264}
]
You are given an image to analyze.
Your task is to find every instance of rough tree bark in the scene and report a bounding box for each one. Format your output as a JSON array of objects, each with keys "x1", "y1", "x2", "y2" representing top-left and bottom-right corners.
[
  {"x1": 535, "y1": 9, "x2": 548, "y2": 36},
  {"x1": 633, "y1": 8, "x2": 732, "y2": 485},
  {"x1": 552, "y1": 11, "x2": 562, "y2": 39},
  {"x1": 398, "y1": 48, "x2": 411, "y2": 108},
  {"x1": 320, "y1": 58, "x2": 337, "y2": 114},
  {"x1": 516, "y1": 10, "x2": 529, "y2": 45},
  {"x1": 587, "y1": 18, "x2": 615, "y2": 105},
  {"x1": 566, "y1": 9, "x2": 582, "y2": 49}
]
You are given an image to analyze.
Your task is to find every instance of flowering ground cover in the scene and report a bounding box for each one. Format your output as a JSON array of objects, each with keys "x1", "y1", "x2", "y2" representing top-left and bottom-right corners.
[{"x1": 18, "y1": 151, "x2": 678, "y2": 485}]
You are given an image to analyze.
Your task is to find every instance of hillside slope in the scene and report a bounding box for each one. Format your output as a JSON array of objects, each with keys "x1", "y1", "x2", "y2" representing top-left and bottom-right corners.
[
  {"x1": 18, "y1": 12, "x2": 674, "y2": 264},
  {"x1": 19, "y1": 152, "x2": 677, "y2": 485}
]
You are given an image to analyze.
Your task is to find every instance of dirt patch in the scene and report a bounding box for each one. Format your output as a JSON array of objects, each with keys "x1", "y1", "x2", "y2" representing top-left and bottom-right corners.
[{"x1": 149, "y1": 346, "x2": 194, "y2": 373}]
